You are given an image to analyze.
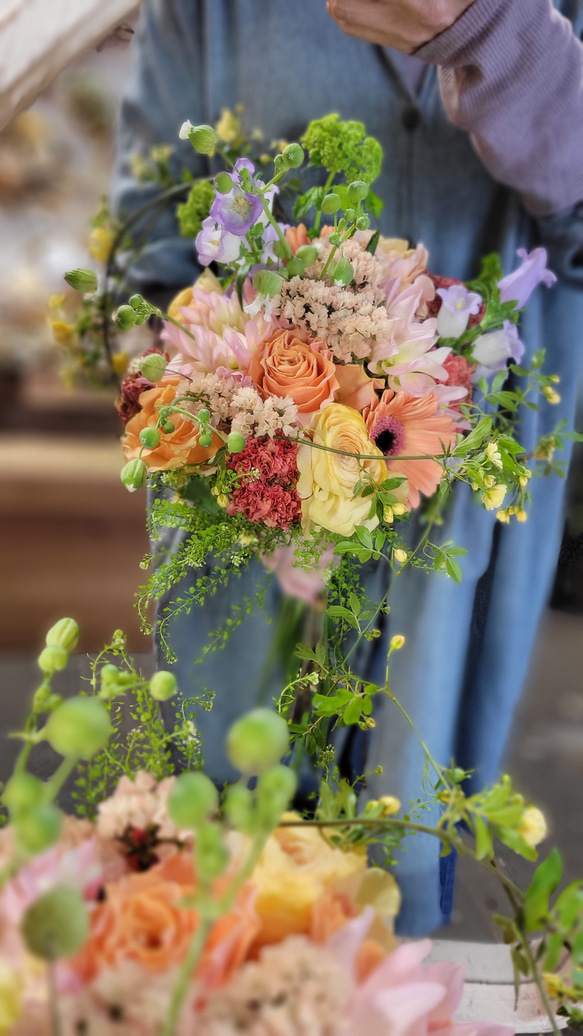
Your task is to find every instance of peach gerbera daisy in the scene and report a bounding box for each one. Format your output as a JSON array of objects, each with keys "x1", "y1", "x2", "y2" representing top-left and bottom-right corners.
[{"x1": 363, "y1": 390, "x2": 457, "y2": 509}]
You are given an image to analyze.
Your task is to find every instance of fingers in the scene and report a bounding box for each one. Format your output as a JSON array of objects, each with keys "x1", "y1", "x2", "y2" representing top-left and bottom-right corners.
[{"x1": 327, "y1": 0, "x2": 410, "y2": 48}]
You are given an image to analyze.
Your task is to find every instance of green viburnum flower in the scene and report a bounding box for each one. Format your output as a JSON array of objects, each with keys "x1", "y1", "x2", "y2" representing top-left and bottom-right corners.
[
  {"x1": 177, "y1": 179, "x2": 216, "y2": 238},
  {"x1": 301, "y1": 114, "x2": 383, "y2": 185}
]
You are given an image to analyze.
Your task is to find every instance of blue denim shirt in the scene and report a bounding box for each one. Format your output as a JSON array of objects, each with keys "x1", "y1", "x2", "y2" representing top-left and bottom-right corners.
[{"x1": 112, "y1": 0, "x2": 583, "y2": 933}]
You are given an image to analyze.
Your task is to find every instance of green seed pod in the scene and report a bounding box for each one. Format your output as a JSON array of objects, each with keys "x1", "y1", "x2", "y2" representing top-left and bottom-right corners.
[
  {"x1": 227, "y1": 432, "x2": 246, "y2": 454},
  {"x1": 120, "y1": 458, "x2": 148, "y2": 492},
  {"x1": 330, "y1": 258, "x2": 354, "y2": 286},
  {"x1": 256, "y1": 764, "x2": 297, "y2": 828},
  {"x1": 162, "y1": 421, "x2": 176, "y2": 434},
  {"x1": 226, "y1": 709, "x2": 290, "y2": 776},
  {"x1": 198, "y1": 431, "x2": 213, "y2": 448},
  {"x1": 285, "y1": 258, "x2": 305, "y2": 278},
  {"x1": 128, "y1": 293, "x2": 146, "y2": 311},
  {"x1": 253, "y1": 270, "x2": 284, "y2": 298},
  {"x1": 273, "y1": 240, "x2": 289, "y2": 260},
  {"x1": 149, "y1": 670, "x2": 178, "y2": 702},
  {"x1": 282, "y1": 143, "x2": 304, "y2": 168},
  {"x1": 140, "y1": 353, "x2": 167, "y2": 382},
  {"x1": 139, "y1": 427, "x2": 161, "y2": 450},
  {"x1": 115, "y1": 305, "x2": 138, "y2": 330},
  {"x1": 274, "y1": 154, "x2": 286, "y2": 174},
  {"x1": 347, "y1": 180, "x2": 369, "y2": 203},
  {"x1": 223, "y1": 783, "x2": 254, "y2": 833},
  {"x1": 44, "y1": 697, "x2": 112, "y2": 760},
  {"x1": 45, "y1": 618, "x2": 79, "y2": 654},
  {"x1": 37, "y1": 645, "x2": 68, "y2": 675},
  {"x1": 321, "y1": 193, "x2": 342, "y2": 215},
  {"x1": 195, "y1": 822, "x2": 230, "y2": 881},
  {"x1": 197, "y1": 408, "x2": 211, "y2": 424},
  {"x1": 22, "y1": 886, "x2": 89, "y2": 960},
  {"x1": 355, "y1": 215, "x2": 370, "y2": 231},
  {"x1": 215, "y1": 172, "x2": 233, "y2": 194},
  {"x1": 15, "y1": 804, "x2": 62, "y2": 856},
  {"x1": 344, "y1": 208, "x2": 357, "y2": 222},
  {"x1": 2, "y1": 773, "x2": 44, "y2": 817},
  {"x1": 295, "y1": 245, "x2": 318, "y2": 267},
  {"x1": 167, "y1": 772, "x2": 219, "y2": 829},
  {"x1": 188, "y1": 124, "x2": 219, "y2": 154},
  {"x1": 64, "y1": 269, "x2": 98, "y2": 293}
]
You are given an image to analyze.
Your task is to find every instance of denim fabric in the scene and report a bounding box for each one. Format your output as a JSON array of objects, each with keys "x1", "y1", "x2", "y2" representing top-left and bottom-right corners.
[{"x1": 113, "y1": 0, "x2": 583, "y2": 934}]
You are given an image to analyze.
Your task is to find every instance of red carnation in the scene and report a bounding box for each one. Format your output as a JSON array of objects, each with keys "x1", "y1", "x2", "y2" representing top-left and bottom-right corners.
[{"x1": 227, "y1": 436, "x2": 302, "y2": 529}]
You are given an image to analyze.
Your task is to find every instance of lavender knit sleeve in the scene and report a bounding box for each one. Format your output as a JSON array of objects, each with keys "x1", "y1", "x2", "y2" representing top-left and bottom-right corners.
[{"x1": 417, "y1": 0, "x2": 583, "y2": 217}]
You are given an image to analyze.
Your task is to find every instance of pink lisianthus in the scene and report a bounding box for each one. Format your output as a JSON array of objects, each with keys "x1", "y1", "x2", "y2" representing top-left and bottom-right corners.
[
  {"x1": 2, "y1": 838, "x2": 102, "y2": 927},
  {"x1": 368, "y1": 279, "x2": 444, "y2": 394},
  {"x1": 261, "y1": 543, "x2": 337, "y2": 605}
]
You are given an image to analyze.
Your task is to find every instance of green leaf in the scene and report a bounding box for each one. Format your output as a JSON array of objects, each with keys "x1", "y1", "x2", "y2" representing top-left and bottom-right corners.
[
  {"x1": 555, "y1": 881, "x2": 583, "y2": 929},
  {"x1": 366, "y1": 228, "x2": 381, "y2": 253},
  {"x1": 366, "y1": 191, "x2": 384, "y2": 219},
  {"x1": 523, "y1": 849, "x2": 563, "y2": 931},
  {"x1": 343, "y1": 698, "x2": 363, "y2": 725},
  {"x1": 292, "y1": 186, "x2": 326, "y2": 221},
  {"x1": 445, "y1": 558, "x2": 462, "y2": 583},
  {"x1": 474, "y1": 814, "x2": 494, "y2": 860},
  {"x1": 496, "y1": 825, "x2": 538, "y2": 863},
  {"x1": 453, "y1": 416, "x2": 492, "y2": 456},
  {"x1": 543, "y1": 932, "x2": 565, "y2": 973},
  {"x1": 355, "y1": 526, "x2": 373, "y2": 549}
]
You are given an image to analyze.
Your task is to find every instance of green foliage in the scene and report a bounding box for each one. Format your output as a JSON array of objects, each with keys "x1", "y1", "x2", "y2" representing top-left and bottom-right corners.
[
  {"x1": 301, "y1": 114, "x2": 383, "y2": 184},
  {"x1": 177, "y1": 179, "x2": 215, "y2": 238}
]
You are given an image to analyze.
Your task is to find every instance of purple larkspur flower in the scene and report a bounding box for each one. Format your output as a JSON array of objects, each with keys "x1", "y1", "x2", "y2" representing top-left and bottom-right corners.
[
  {"x1": 436, "y1": 284, "x2": 483, "y2": 339},
  {"x1": 195, "y1": 216, "x2": 241, "y2": 267},
  {"x1": 471, "y1": 319, "x2": 525, "y2": 382},
  {"x1": 498, "y1": 248, "x2": 557, "y2": 310}
]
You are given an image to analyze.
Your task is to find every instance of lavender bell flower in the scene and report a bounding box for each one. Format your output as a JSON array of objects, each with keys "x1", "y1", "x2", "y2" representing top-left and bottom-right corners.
[
  {"x1": 436, "y1": 284, "x2": 482, "y2": 339},
  {"x1": 498, "y1": 247, "x2": 557, "y2": 310},
  {"x1": 210, "y1": 157, "x2": 265, "y2": 236},
  {"x1": 195, "y1": 216, "x2": 241, "y2": 267},
  {"x1": 471, "y1": 320, "x2": 525, "y2": 382}
]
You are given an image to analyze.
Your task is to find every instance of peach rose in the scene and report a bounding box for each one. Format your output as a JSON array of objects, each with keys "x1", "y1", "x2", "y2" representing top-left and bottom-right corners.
[
  {"x1": 334, "y1": 363, "x2": 382, "y2": 412},
  {"x1": 72, "y1": 853, "x2": 259, "y2": 989},
  {"x1": 122, "y1": 376, "x2": 221, "y2": 471},
  {"x1": 285, "y1": 223, "x2": 310, "y2": 255},
  {"x1": 249, "y1": 328, "x2": 338, "y2": 420}
]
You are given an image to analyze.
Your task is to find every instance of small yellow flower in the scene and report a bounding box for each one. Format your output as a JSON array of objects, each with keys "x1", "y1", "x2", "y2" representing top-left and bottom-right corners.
[
  {"x1": 238, "y1": 533, "x2": 257, "y2": 546},
  {"x1": 516, "y1": 509, "x2": 528, "y2": 522},
  {"x1": 390, "y1": 634, "x2": 405, "y2": 651},
  {"x1": 378, "y1": 795, "x2": 401, "y2": 815},
  {"x1": 364, "y1": 716, "x2": 376, "y2": 728},
  {"x1": 393, "y1": 548, "x2": 408, "y2": 564},
  {"x1": 49, "y1": 318, "x2": 77, "y2": 347},
  {"x1": 496, "y1": 509, "x2": 510, "y2": 524},
  {"x1": 215, "y1": 107, "x2": 242, "y2": 144},
  {"x1": 392, "y1": 503, "x2": 407, "y2": 517},
  {"x1": 486, "y1": 442, "x2": 503, "y2": 469},
  {"x1": 112, "y1": 351, "x2": 129, "y2": 377},
  {"x1": 543, "y1": 386, "x2": 561, "y2": 405},
  {"x1": 543, "y1": 973, "x2": 564, "y2": 998},
  {"x1": 217, "y1": 493, "x2": 229, "y2": 508},
  {"x1": 482, "y1": 483, "x2": 507, "y2": 511},
  {"x1": 89, "y1": 225, "x2": 115, "y2": 264},
  {"x1": 48, "y1": 293, "x2": 65, "y2": 310},
  {"x1": 150, "y1": 144, "x2": 173, "y2": 164},
  {"x1": 517, "y1": 806, "x2": 547, "y2": 847},
  {"x1": 519, "y1": 476, "x2": 529, "y2": 487},
  {"x1": 484, "y1": 474, "x2": 496, "y2": 489},
  {"x1": 0, "y1": 963, "x2": 22, "y2": 1033},
  {"x1": 383, "y1": 507, "x2": 395, "y2": 524},
  {"x1": 549, "y1": 375, "x2": 560, "y2": 384}
]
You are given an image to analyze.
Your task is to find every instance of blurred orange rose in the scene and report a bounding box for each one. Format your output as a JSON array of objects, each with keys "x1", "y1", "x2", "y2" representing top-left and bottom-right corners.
[
  {"x1": 122, "y1": 376, "x2": 220, "y2": 471},
  {"x1": 285, "y1": 223, "x2": 310, "y2": 255},
  {"x1": 249, "y1": 328, "x2": 338, "y2": 419}
]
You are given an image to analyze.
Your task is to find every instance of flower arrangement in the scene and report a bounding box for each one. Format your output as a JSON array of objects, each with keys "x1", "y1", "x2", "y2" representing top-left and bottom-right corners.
[
  {"x1": 1, "y1": 618, "x2": 581, "y2": 1035},
  {"x1": 32, "y1": 110, "x2": 583, "y2": 1034}
]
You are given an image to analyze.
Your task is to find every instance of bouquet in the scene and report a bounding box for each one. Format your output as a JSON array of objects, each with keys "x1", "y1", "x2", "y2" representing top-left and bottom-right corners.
[{"x1": 1, "y1": 618, "x2": 581, "y2": 1035}]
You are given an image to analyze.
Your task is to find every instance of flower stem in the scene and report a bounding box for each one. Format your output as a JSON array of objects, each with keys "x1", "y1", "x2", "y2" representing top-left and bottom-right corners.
[
  {"x1": 313, "y1": 171, "x2": 335, "y2": 234},
  {"x1": 259, "y1": 194, "x2": 292, "y2": 259},
  {"x1": 162, "y1": 915, "x2": 213, "y2": 1036}
]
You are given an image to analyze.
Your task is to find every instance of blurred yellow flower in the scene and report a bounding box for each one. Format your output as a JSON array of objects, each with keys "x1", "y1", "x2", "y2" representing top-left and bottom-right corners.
[
  {"x1": 0, "y1": 963, "x2": 22, "y2": 1033},
  {"x1": 112, "y1": 351, "x2": 129, "y2": 377},
  {"x1": 49, "y1": 318, "x2": 77, "y2": 348},
  {"x1": 393, "y1": 548, "x2": 408, "y2": 564},
  {"x1": 543, "y1": 386, "x2": 561, "y2": 405},
  {"x1": 215, "y1": 108, "x2": 242, "y2": 144},
  {"x1": 496, "y1": 509, "x2": 510, "y2": 523},
  {"x1": 89, "y1": 226, "x2": 115, "y2": 265},
  {"x1": 518, "y1": 806, "x2": 547, "y2": 847},
  {"x1": 48, "y1": 293, "x2": 65, "y2": 310},
  {"x1": 390, "y1": 635, "x2": 405, "y2": 650}
]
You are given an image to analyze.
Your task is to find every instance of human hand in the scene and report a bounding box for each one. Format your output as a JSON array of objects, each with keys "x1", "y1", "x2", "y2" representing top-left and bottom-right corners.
[{"x1": 327, "y1": 0, "x2": 476, "y2": 53}]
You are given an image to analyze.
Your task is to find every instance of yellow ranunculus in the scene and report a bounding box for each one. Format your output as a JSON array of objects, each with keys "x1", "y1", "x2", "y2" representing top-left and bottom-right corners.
[
  {"x1": 0, "y1": 963, "x2": 22, "y2": 1033},
  {"x1": 89, "y1": 225, "x2": 115, "y2": 265},
  {"x1": 297, "y1": 403, "x2": 386, "y2": 536}
]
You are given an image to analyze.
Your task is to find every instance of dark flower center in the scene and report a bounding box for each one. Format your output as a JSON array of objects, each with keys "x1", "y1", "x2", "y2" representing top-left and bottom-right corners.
[{"x1": 371, "y1": 416, "x2": 406, "y2": 457}]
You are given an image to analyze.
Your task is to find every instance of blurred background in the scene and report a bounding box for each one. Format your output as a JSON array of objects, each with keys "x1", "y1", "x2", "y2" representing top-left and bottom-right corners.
[{"x1": 0, "y1": 2, "x2": 581, "y2": 940}]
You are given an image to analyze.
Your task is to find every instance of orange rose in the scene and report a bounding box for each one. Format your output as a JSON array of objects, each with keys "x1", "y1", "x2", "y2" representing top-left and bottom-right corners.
[
  {"x1": 73, "y1": 853, "x2": 259, "y2": 989},
  {"x1": 122, "y1": 376, "x2": 221, "y2": 471},
  {"x1": 334, "y1": 363, "x2": 382, "y2": 412},
  {"x1": 249, "y1": 328, "x2": 338, "y2": 418},
  {"x1": 285, "y1": 223, "x2": 310, "y2": 255}
]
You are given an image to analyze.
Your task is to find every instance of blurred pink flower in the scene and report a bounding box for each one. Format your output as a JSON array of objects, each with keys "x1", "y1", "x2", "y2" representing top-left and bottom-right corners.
[{"x1": 261, "y1": 544, "x2": 337, "y2": 604}]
